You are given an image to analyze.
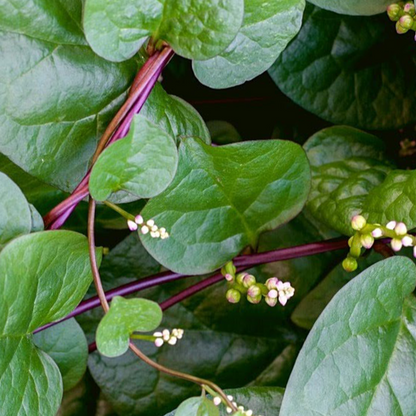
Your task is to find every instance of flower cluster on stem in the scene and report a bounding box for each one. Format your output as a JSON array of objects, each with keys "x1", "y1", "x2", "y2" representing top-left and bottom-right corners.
[
  {"x1": 153, "y1": 328, "x2": 184, "y2": 347},
  {"x1": 221, "y1": 262, "x2": 295, "y2": 307},
  {"x1": 343, "y1": 215, "x2": 415, "y2": 271},
  {"x1": 387, "y1": 2, "x2": 416, "y2": 37},
  {"x1": 207, "y1": 389, "x2": 261, "y2": 416},
  {"x1": 128, "y1": 215, "x2": 169, "y2": 239}
]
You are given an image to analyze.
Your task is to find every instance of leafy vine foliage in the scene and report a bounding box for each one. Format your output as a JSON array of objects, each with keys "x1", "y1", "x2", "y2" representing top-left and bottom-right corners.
[{"x1": 1, "y1": 0, "x2": 416, "y2": 415}]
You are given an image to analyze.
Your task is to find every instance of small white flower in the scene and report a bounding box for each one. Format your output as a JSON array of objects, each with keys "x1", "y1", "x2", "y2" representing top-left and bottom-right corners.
[
  {"x1": 150, "y1": 231, "x2": 161, "y2": 238},
  {"x1": 162, "y1": 329, "x2": 170, "y2": 341},
  {"x1": 151, "y1": 225, "x2": 158, "y2": 232},
  {"x1": 351, "y1": 215, "x2": 366, "y2": 231},
  {"x1": 154, "y1": 338, "x2": 164, "y2": 348},
  {"x1": 395, "y1": 222, "x2": 408, "y2": 236},
  {"x1": 159, "y1": 227, "x2": 166, "y2": 234},
  {"x1": 213, "y1": 397, "x2": 222, "y2": 406},
  {"x1": 147, "y1": 219, "x2": 155, "y2": 227},
  {"x1": 371, "y1": 228, "x2": 383, "y2": 238},
  {"x1": 402, "y1": 235, "x2": 414, "y2": 247},
  {"x1": 153, "y1": 332, "x2": 163, "y2": 337},
  {"x1": 391, "y1": 238, "x2": 403, "y2": 252},
  {"x1": 245, "y1": 410, "x2": 253, "y2": 416},
  {"x1": 127, "y1": 220, "x2": 138, "y2": 231},
  {"x1": 141, "y1": 225, "x2": 149, "y2": 235},
  {"x1": 168, "y1": 337, "x2": 177, "y2": 345},
  {"x1": 226, "y1": 407, "x2": 232, "y2": 414},
  {"x1": 276, "y1": 281, "x2": 295, "y2": 306},
  {"x1": 386, "y1": 221, "x2": 397, "y2": 230},
  {"x1": 267, "y1": 289, "x2": 278, "y2": 299},
  {"x1": 135, "y1": 215, "x2": 144, "y2": 225},
  {"x1": 227, "y1": 395, "x2": 234, "y2": 401}
]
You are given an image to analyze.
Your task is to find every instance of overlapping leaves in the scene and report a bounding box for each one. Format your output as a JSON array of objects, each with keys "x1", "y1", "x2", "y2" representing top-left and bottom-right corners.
[
  {"x1": 140, "y1": 138, "x2": 311, "y2": 274},
  {"x1": 0, "y1": 231, "x2": 101, "y2": 416},
  {"x1": 308, "y1": 0, "x2": 391, "y2": 15}
]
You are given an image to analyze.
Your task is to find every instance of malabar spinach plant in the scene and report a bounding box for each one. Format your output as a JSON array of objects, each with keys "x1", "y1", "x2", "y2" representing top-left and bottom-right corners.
[{"x1": 1, "y1": 0, "x2": 416, "y2": 415}]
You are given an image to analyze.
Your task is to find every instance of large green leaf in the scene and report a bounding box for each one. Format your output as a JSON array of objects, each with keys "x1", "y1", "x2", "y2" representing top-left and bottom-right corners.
[
  {"x1": 175, "y1": 397, "x2": 219, "y2": 416},
  {"x1": 304, "y1": 126, "x2": 392, "y2": 235},
  {"x1": 34, "y1": 319, "x2": 89, "y2": 391},
  {"x1": 89, "y1": 115, "x2": 178, "y2": 202},
  {"x1": 0, "y1": 0, "x2": 138, "y2": 192},
  {"x1": 166, "y1": 387, "x2": 284, "y2": 416},
  {"x1": 280, "y1": 256, "x2": 416, "y2": 416},
  {"x1": 193, "y1": 0, "x2": 305, "y2": 88},
  {"x1": 141, "y1": 138, "x2": 311, "y2": 274},
  {"x1": 0, "y1": 231, "x2": 101, "y2": 416},
  {"x1": 269, "y1": 5, "x2": 416, "y2": 130},
  {"x1": 0, "y1": 172, "x2": 32, "y2": 249},
  {"x1": 308, "y1": 0, "x2": 391, "y2": 16},
  {"x1": 83, "y1": 0, "x2": 244, "y2": 61},
  {"x1": 96, "y1": 296, "x2": 163, "y2": 357},
  {"x1": 0, "y1": 337, "x2": 62, "y2": 416}
]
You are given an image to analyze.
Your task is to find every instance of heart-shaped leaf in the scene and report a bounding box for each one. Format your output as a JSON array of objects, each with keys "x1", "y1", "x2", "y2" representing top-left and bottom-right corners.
[
  {"x1": 308, "y1": 0, "x2": 391, "y2": 16},
  {"x1": 140, "y1": 138, "x2": 311, "y2": 274},
  {"x1": 193, "y1": 0, "x2": 305, "y2": 88},
  {"x1": 34, "y1": 319, "x2": 89, "y2": 391},
  {"x1": 84, "y1": 0, "x2": 244, "y2": 61},
  {"x1": 0, "y1": 230, "x2": 101, "y2": 416},
  {"x1": 269, "y1": 5, "x2": 416, "y2": 130},
  {"x1": 304, "y1": 126, "x2": 392, "y2": 235},
  {"x1": 89, "y1": 115, "x2": 178, "y2": 202},
  {"x1": 0, "y1": 172, "x2": 32, "y2": 249},
  {"x1": 280, "y1": 256, "x2": 416, "y2": 416},
  {"x1": 96, "y1": 296, "x2": 163, "y2": 358}
]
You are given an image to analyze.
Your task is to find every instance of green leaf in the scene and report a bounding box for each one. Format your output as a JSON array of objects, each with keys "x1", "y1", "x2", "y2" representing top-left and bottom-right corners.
[
  {"x1": 141, "y1": 138, "x2": 311, "y2": 274},
  {"x1": 141, "y1": 84, "x2": 211, "y2": 145},
  {"x1": 0, "y1": 0, "x2": 138, "y2": 191},
  {"x1": 304, "y1": 126, "x2": 392, "y2": 235},
  {"x1": 0, "y1": 230, "x2": 101, "y2": 416},
  {"x1": 96, "y1": 296, "x2": 163, "y2": 357},
  {"x1": 89, "y1": 115, "x2": 178, "y2": 202},
  {"x1": 207, "y1": 121, "x2": 241, "y2": 145},
  {"x1": 193, "y1": 0, "x2": 305, "y2": 88},
  {"x1": 363, "y1": 169, "x2": 416, "y2": 230},
  {"x1": 0, "y1": 172, "x2": 32, "y2": 249},
  {"x1": 269, "y1": 5, "x2": 416, "y2": 130},
  {"x1": 175, "y1": 397, "x2": 219, "y2": 416},
  {"x1": 280, "y1": 256, "x2": 416, "y2": 416},
  {"x1": 84, "y1": 0, "x2": 244, "y2": 61},
  {"x1": 166, "y1": 387, "x2": 285, "y2": 416},
  {"x1": 34, "y1": 319, "x2": 88, "y2": 391},
  {"x1": 83, "y1": 0, "x2": 163, "y2": 62},
  {"x1": 308, "y1": 0, "x2": 391, "y2": 16},
  {"x1": 29, "y1": 204, "x2": 45, "y2": 232},
  {"x1": 0, "y1": 337, "x2": 62, "y2": 416},
  {"x1": 291, "y1": 251, "x2": 383, "y2": 330}
]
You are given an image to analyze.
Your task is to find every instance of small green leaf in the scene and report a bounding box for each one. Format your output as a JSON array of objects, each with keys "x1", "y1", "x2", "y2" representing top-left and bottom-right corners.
[
  {"x1": 308, "y1": 0, "x2": 391, "y2": 15},
  {"x1": 193, "y1": 0, "x2": 305, "y2": 88},
  {"x1": 84, "y1": 0, "x2": 244, "y2": 61},
  {"x1": 90, "y1": 115, "x2": 178, "y2": 202},
  {"x1": 34, "y1": 319, "x2": 88, "y2": 391},
  {"x1": 269, "y1": 5, "x2": 416, "y2": 130},
  {"x1": 175, "y1": 397, "x2": 219, "y2": 416},
  {"x1": 0, "y1": 337, "x2": 62, "y2": 416},
  {"x1": 280, "y1": 256, "x2": 416, "y2": 416},
  {"x1": 141, "y1": 138, "x2": 311, "y2": 274},
  {"x1": 304, "y1": 126, "x2": 392, "y2": 235},
  {"x1": 0, "y1": 172, "x2": 32, "y2": 249},
  {"x1": 207, "y1": 121, "x2": 241, "y2": 145},
  {"x1": 96, "y1": 296, "x2": 163, "y2": 358}
]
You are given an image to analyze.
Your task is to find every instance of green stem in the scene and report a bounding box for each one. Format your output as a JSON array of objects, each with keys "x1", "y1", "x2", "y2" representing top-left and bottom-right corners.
[{"x1": 103, "y1": 200, "x2": 135, "y2": 221}]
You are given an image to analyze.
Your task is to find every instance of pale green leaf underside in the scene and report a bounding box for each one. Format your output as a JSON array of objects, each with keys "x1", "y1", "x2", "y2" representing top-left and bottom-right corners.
[
  {"x1": 141, "y1": 138, "x2": 311, "y2": 274},
  {"x1": 90, "y1": 115, "x2": 178, "y2": 202},
  {"x1": 0, "y1": 337, "x2": 62, "y2": 416},
  {"x1": 83, "y1": 0, "x2": 245, "y2": 61},
  {"x1": 96, "y1": 296, "x2": 163, "y2": 357},
  {"x1": 281, "y1": 256, "x2": 416, "y2": 416},
  {"x1": 193, "y1": 0, "x2": 305, "y2": 88},
  {"x1": 0, "y1": 172, "x2": 32, "y2": 249},
  {"x1": 308, "y1": 0, "x2": 391, "y2": 16},
  {"x1": 269, "y1": 5, "x2": 416, "y2": 130},
  {"x1": 34, "y1": 319, "x2": 88, "y2": 391}
]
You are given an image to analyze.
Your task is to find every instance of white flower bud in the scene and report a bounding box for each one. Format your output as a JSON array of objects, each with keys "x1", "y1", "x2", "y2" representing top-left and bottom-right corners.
[
  {"x1": 227, "y1": 395, "x2": 234, "y2": 401},
  {"x1": 414, "y1": 246, "x2": 416, "y2": 258},
  {"x1": 127, "y1": 220, "x2": 138, "y2": 231},
  {"x1": 147, "y1": 219, "x2": 155, "y2": 227},
  {"x1": 213, "y1": 397, "x2": 222, "y2": 406},
  {"x1": 360, "y1": 234, "x2": 374, "y2": 249},
  {"x1": 371, "y1": 228, "x2": 383, "y2": 238},
  {"x1": 162, "y1": 329, "x2": 170, "y2": 341},
  {"x1": 391, "y1": 238, "x2": 403, "y2": 252},
  {"x1": 351, "y1": 215, "x2": 366, "y2": 231},
  {"x1": 168, "y1": 337, "x2": 177, "y2": 345},
  {"x1": 154, "y1": 338, "x2": 164, "y2": 348},
  {"x1": 395, "y1": 222, "x2": 408, "y2": 236},
  {"x1": 386, "y1": 221, "x2": 397, "y2": 230},
  {"x1": 135, "y1": 215, "x2": 144, "y2": 225},
  {"x1": 141, "y1": 225, "x2": 149, "y2": 235},
  {"x1": 265, "y1": 296, "x2": 277, "y2": 307},
  {"x1": 402, "y1": 235, "x2": 414, "y2": 247},
  {"x1": 267, "y1": 289, "x2": 278, "y2": 299}
]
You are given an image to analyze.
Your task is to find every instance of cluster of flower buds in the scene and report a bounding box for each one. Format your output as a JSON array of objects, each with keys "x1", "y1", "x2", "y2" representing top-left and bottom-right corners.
[
  {"x1": 343, "y1": 215, "x2": 415, "y2": 272},
  {"x1": 387, "y1": 2, "x2": 416, "y2": 38},
  {"x1": 127, "y1": 215, "x2": 169, "y2": 239},
  {"x1": 153, "y1": 328, "x2": 184, "y2": 347},
  {"x1": 212, "y1": 394, "x2": 261, "y2": 416},
  {"x1": 221, "y1": 262, "x2": 295, "y2": 307}
]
